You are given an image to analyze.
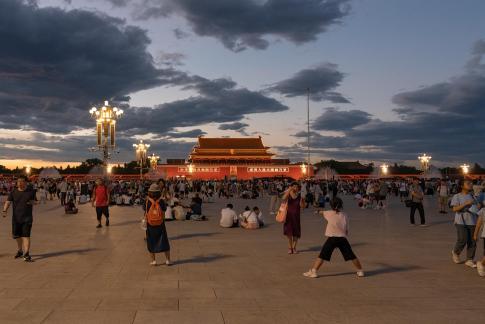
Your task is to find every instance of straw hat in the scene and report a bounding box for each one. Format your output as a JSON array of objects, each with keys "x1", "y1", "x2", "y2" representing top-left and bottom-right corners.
[{"x1": 148, "y1": 183, "x2": 161, "y2": 192}]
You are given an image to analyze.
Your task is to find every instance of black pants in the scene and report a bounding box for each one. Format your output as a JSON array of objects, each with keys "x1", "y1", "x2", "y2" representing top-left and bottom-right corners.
[
  {"x1": 96, "y1": 206, "x2": 109, "y2": 222},
  {"x1": 60, "y1": 192, "x2": 67, "y2": 206},
  {"x1": 319, "y1": 237, "x2": 357, "y2": 261},
  {"x1": 410, "y1": 202, "x2": 425, "y2": 224}
]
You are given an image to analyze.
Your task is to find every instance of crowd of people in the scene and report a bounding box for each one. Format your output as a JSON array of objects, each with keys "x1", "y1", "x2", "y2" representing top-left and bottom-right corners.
[{"x1": 1, "y1": 175, "x2": 484, "y2": 278}]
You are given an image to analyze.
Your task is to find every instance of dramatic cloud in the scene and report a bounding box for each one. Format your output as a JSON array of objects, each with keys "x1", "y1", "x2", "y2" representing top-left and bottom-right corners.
[
  {"x1": 285, "y1": 39, "x2": 485, "y2": 164},
  {"x1": 132, "y1": 0, "x2": 351, "y2": 51},
  {"x1": 218, "y1": 122, "x2": 249, "y2": 131},
  {"x1": 121, "y1": 76, "x2": 287, "y2": 135},
  {"x1": 0, "y1": 0, "x2": 287, "y2": 136},
  {"x1": 313, "y1": 108, "x2": 372, "y2": 131},
  {"x1": 265, "y1": 63, "x2": 349, "y2": 103},
  {"x1": 0, "y1": 0, "x2": 187, "y2": 133},
  {"x1": 165, "y1": 129, "x2": 206, "y2": 138}
]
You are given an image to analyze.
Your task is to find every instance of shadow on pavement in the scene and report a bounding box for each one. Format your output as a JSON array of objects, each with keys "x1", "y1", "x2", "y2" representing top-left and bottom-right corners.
[
  {"x1": 170, "y1": 232, "x2": 221, "y2": 240},
  {"x1": 175, "y1": 253, "x2": 233, "y2": 265},
  {"x1": 111, "y1": 220, "x2": 141, "y2": 227},
  {"x1": 320, "y1": 264, "x2": 421, "y2": 278},
  {"x1": 34, "y1": 248, "x2": 99, "y2": 260}
]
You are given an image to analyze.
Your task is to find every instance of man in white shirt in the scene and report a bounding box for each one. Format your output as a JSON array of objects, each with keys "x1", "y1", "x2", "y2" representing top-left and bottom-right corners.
[{"x1": 220, "y1": 204, "x2": 238, "y2": 228}]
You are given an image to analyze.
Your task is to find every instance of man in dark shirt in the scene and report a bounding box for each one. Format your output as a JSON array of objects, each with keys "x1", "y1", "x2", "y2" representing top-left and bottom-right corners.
[{"x1": 2, "y1": 176, "x2": 36, "y2": 262}]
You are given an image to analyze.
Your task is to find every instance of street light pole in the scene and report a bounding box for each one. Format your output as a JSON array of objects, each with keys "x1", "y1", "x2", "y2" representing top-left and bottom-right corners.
[
  {"x1": 307, "y1": 87, "x2": 311, "y2": 178},
  {"x1": 89, "y1": 101, "x2": 123, "y2": 172},
  {"x1": 133, "y1": 140, "x2": 150, "y2": 180}
]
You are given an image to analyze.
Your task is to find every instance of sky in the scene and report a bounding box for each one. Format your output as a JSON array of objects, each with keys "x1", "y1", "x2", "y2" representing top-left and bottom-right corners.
[{"x1": 1, "y1": 0, "x2": 485, "y2": 169}]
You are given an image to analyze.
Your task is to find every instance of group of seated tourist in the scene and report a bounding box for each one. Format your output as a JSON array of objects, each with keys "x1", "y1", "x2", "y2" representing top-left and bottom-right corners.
[
  {"x1": 164, "y1": 193, "x2": 207, "y2": 221},
  {"x1": 219, "y1": 204, "x2": 264, "y2": 229}
]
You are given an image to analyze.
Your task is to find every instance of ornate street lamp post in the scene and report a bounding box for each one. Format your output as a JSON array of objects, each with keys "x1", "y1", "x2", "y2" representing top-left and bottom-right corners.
[
  {"x1": 89, "y1": 101, "x2": 123, "y2": 170},
  {"x1": 149, "y1": 153, "x2": 160, "y2": 171},
  {"x1": 380, "y1": 163, "x2": 389, "y2": 177},
  {"x1": 460, "y1": 164, "x2": 470, "y2": 179},
  {"x1": 133, "y1": 140, "x2": 150, "y2": 180},
  {"x1": 418, "y1": 154, "x2": 431, "y2": 177}
]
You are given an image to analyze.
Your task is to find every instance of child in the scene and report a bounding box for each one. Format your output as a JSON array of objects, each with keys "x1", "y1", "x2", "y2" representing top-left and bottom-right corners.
[{"x1": 303, "y1": 197, "x2": 364, "y2": 278}]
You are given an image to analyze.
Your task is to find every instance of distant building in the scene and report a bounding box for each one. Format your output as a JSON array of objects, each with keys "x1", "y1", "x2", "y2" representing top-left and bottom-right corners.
[{"x1": 158, "y1": 136, "x2": 311, "y2": 180}]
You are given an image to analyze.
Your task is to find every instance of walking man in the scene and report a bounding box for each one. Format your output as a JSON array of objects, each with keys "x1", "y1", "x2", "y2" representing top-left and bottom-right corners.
[
  {"x1": 409, "y1": 178, "x2": 426, "y2": 226},
  {"x1": 450, "y1": 180, "x2": 477, "y2": 268},
  {"x1": 92, "y1": 178, "x2": 110, "y2": 228},
  {"x1": 2, "y1": 176, "x2": 36, "y2": 262}
]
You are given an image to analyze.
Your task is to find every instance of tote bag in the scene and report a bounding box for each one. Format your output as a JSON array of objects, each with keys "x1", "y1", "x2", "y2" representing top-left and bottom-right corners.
[{"x1": 276, "y1": 201, "x2": 288, "y2": 223}]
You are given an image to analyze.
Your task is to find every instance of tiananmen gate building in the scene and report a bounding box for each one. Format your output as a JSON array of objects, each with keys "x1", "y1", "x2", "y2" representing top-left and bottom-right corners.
[{"x1": 158, "y1": 136, "x2": 311, "y2": 180}]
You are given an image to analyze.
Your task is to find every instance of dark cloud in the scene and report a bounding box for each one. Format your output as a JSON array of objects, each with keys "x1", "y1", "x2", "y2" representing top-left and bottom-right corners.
[
  {"x1": 218, "y1": 122, "x2": 249, "y2": 131},
  {"x1": 173, "y1": 28, "x2": 190, "y2": 40},
  {"x1": 313, "y1": 108, "x2": 372, "y2": 131},
  {"x1": 132, "y1": 0, "x2": 350, "y2": 51},
  {"x1": 165, "y1": 129, "x2": 206, "y2": 138},
  {"x1": 285, "y1": 39, "x2": 485, "y2": 164},
  {"x1": 0, "y1": 0, "x2": 187, "y2": 133},
  {"x1": 0, "y1": 0, "x2": 287, "y2": 138},
  {"x1": 156, "y1": 51, "x2": 186, "y2": 67},
  {"x1": 121, "y1": 76, "x2": 287, "y2": 135},
  {"x1": 265, "y1": 63, "x2": 349, "y2": 103}
]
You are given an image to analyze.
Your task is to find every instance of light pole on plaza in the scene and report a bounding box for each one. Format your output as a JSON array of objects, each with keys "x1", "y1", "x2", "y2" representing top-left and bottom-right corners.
[
  {"x1": 418, "y1": 154, "x2": 431, "y2": 177},
  {"x1": 149, "y1": 153, "x2": 160, "y2": 171},
  {"x1": 25, "y1": 165, "x2": 31, "y2": 177},
  {"x1": 89, "y1": 100, "x2": 123, "y2": 170},
  {"x1": 380, "y1": 163, "x2": 389, "y2": 177},
  {"x1": 460, "y1": 164, "x2": 469, "y2": 179},
  {"x1": 133, "y1": 140, "x2": 150, "y2": 180}
]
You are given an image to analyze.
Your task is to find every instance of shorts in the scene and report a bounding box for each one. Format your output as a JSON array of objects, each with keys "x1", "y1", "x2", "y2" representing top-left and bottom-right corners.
[
  {"x1": 12, "y1": 222, "x2": 32, "y2": 238},
  {"x1": 96, "y1": 206, "x2": 109, "y2": 221},
  {"x1": 319, "y1": 237, "x2": 357, "y2": 261},
  {"x1": 439, "y1": 196, "x2": 448, "y2": 205}
]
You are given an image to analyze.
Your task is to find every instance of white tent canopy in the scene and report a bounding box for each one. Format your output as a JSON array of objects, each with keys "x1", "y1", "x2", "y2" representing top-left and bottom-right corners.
[{"x1": 39, "y1": 168, "x2": 61, "y2": 179}]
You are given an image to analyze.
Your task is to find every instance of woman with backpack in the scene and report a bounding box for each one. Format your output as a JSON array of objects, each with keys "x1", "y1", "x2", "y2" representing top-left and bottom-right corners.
[{"x1": 144, "y1": 183, "x2": 171, "y2": 266}]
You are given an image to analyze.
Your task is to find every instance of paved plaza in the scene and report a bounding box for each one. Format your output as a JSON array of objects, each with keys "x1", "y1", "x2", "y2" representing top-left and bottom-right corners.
[{"x1": 0, "y1": 194, "x2": 484, "y2": 324}]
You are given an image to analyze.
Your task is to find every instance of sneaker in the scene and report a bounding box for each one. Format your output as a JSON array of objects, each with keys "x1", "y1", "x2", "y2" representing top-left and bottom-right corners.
[
  {"x1": 14, "y1": 250, "x2": 23, "y2": 259},
  {"x1": 452, "y1": 251, "x2": 460, "y2": 264},
  {"x1": 96, "y1": 224, "x2": 102, "y2": 228},
  {"x1": 23, "y1": 255, "x2": 33, "y2": 262},
  {"x1": 357, "y1": 271, "x2": 365, "y2": 277},
  {"x1": 149, "y1": 260, "x2": 157, "y2": 266},
  {"x1": 419, "y1": 224, "x2": 428, "y2": 227},
  {"x1": 105, "y1": 219, "x2": 109, "y2": 227},
  {"x1": 165, "y1": 260, "x2": 172, "y2": 266},
  {"x1": 477, "y1": 262, "x2": 485, "y2": 277},
  {"x1": 303, "y1": 269, "x2": 318, "y2": 278},
  {"x1": 465, "y1": 260, "x2": 477, "y2": 268}
]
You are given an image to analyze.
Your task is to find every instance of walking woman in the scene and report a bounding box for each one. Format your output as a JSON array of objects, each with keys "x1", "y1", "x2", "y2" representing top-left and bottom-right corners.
[
  {"x1": 144, "y1": 183, "x2": 172, "y2": 266},
  {"x1": 282, "y1": 182, "x2": 306, "y2": 254}
]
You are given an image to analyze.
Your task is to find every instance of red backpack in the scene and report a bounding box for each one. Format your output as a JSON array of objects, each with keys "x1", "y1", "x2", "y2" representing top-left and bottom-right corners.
[{"x1": 145, "y1": 197, "x2": 164, "y2": 226}]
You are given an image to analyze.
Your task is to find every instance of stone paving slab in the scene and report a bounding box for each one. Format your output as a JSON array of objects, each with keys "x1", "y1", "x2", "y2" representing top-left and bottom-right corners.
[{"x1": 0, "y1": 194, "x2": 484, "y2": 323}]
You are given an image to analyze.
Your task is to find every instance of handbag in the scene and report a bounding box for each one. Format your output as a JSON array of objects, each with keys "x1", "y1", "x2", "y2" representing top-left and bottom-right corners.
[{"x1": 276, "y1": 201, "x2": 288, "y2": 223}]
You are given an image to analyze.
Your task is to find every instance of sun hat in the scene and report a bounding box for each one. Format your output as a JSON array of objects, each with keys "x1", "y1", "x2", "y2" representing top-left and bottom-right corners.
[{"x1": 148, "y1": 183, "x2": 161, "y2": 192}]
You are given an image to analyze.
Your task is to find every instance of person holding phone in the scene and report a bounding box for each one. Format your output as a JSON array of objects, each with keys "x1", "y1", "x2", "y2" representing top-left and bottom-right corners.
[{"x1": 2, "y1": 176, "x2": 36, "y2": 262}]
